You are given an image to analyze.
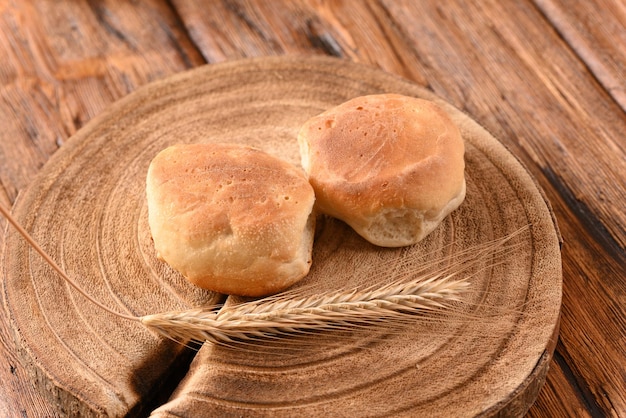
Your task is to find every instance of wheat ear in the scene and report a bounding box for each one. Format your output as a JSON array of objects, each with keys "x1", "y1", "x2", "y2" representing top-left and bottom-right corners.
[
  {"x1": 140, "y1": 272, "x2": 469, "y2": 346},
  {"x1": 0, "y1": 201, "x2": 469, "y2": 346},
  {"x1": 2, "y1": 201, "x2": 526, "y2": 348}
]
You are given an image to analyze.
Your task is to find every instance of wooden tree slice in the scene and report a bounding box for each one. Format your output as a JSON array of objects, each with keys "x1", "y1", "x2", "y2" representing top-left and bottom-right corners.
[{"x1": 1, "y1": 56, "x2": 561, "y2": 417}]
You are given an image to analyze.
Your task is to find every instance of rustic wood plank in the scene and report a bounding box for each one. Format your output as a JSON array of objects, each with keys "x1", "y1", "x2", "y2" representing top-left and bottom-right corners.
[
  {"x1": 534, "y1": 0, "x2": 626, "y2": 111},
  {"x1": 0, "y1": 0, "x2": 205, "y2": 202},
  {"x1": 168, "y1": 0, "x2": 429, "y2": 83},
  {"x1": 527, "y1": 344, "x2": 596, "y2": 418},
  {"x1": 0, "y1": 326, "x2": 58, "y2": 418}
]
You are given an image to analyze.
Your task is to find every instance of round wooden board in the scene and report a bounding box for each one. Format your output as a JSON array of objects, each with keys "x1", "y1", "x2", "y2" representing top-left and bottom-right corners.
[{"x1": 1, "y1": 56, "x2": 561, "y2": 417}]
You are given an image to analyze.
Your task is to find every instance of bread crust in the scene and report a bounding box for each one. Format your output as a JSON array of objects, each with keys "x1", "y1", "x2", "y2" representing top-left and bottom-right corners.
[
  {"x1": 298, "y1": 94, "x2": 465, "y2": 246},
  {"x1": 146, "y1": 143, "x2": 315, "y2": 296}
]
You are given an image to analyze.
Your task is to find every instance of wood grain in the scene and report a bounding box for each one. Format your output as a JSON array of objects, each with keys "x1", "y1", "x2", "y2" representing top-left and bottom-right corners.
[
  {"x1": 535, "y1": 0, "x2": 626, "y2": 111},
  {"x1": 3, "y1": 56, "x2": 561, "y2": 417},
  {"x1": 0, "y1": 1, "x2": 624, "y2": 417},
  {"x1": 0, "y1": 0, "x2": 205, "y2": 203}
]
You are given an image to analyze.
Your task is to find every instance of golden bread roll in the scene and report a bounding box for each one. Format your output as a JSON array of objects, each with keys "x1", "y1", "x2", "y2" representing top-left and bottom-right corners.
[
  {"x1": 146, "y1": 143, "x2": 315, "y2": 297},
  {"x1": 298, "y1": 94, "x2": 465, "y2": 247}
]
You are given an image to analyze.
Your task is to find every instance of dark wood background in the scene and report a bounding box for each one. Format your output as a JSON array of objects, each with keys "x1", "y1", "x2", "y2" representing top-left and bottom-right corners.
[{"x1": 0, "y1": 1, "x2": 624, "y2": 416}]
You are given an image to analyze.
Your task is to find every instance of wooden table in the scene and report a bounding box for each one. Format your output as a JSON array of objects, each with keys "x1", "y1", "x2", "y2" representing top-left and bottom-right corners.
[{"x1": 0, "y1": 1, "x2": 623, "y2": 417}]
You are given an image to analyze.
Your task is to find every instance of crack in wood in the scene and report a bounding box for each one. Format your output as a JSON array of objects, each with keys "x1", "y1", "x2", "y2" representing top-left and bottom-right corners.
[
  {"x1": 553, "y1": 345, "x2": 606, "y2": 417},
  {"x1": 542, "y1": 165, "x2": 625, "y2": 266},
  {"x1": 163, "y1": 0, "x2": 209, "y2": 67},
  {"x1": 305, "y1": 17, "x2": 344, "y2": 58}
]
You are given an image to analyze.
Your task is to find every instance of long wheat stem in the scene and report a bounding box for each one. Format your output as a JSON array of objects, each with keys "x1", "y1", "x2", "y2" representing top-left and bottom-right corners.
[
  {"x1": 2, "y1": 201, "x2": 526, "y2": 348},
  {"x1": 140, "y1": 272, "x2": 469, "y2": 345},
  {"x1": 0, "y1": 203, "x2": 139, "y2": 322}
]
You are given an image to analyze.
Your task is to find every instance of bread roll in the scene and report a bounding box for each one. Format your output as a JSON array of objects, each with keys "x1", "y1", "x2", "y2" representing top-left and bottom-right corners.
[
  {"x1": 298, "y1": 94, "x2": 465, "y2": 247},
  {"x1": 146, "y1": 143, "x2": 315, "y2": 297}
]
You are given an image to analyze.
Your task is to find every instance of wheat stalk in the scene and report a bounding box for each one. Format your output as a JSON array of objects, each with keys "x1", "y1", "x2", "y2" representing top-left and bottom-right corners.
[
  {"x1": 2, "y1": 201, "x2": 526, "y2": 349},
  {"x1": 140, "y1": 272, "x2": 469, "y2": 346}
]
